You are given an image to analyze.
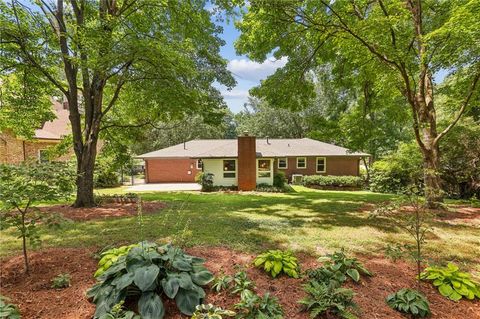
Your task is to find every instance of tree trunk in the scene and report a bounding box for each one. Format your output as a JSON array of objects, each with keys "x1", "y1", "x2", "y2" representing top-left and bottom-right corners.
[
  {"x1": 73, "y1": 139, "x2": 98, "y2": 208},
  {"x1": 21, "y1": 210, "x2": 29, "y2": 274},
  {"x1": 422, "y1": 146, "x2": 443, "y2": 208}
]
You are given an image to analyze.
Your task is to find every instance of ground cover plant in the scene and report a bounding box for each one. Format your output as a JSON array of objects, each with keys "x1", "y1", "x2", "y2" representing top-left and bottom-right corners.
[
  {"x1": 87, "y1": 242, "x2": 214, "y2": 318},
  {"x1": 234, "y1": 292, "x2": 283, "y2": 319},
  {"x1": 253, "y1": 250, "x2": 300, "y2": 278},
  {"x1": 420, "y1": 263, "x2": 480, "y2": 301},
  {"x1": 51, "y1": 273, "x2": 71, "y2": 289},
  {"x1": 317, "y1": 250, "x2": 372, "y2": 283},
  {"x1": 0, "y1": 295, "x2": 20, "y2": 319},
  {"x1": 191, "y1": 304, "x2": 235, "y2": 319},
  {"x1": 386, "y1": 288, "x2": 431, "y2": 318}
]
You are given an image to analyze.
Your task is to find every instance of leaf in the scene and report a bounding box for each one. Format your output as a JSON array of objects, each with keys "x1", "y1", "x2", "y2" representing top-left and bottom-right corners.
[
  {"x1": 173, "y1": 259, "x2": 193, "y2": 271},
  {"x1": 273, "y1": 261, "x2": 282, "y2": 275},
  {"x1": 134, "y1": 264, "x2": 160, "y2": 291},
  {"x1": 449, "y1": 291, "x2": 462, "y2": 301},
  {"x1": 162, "y1": 276, "x2": 180, "y2": 299},
  {"x1": 138, "y1": 292, "x2": 165, "y2": 319},
  {"x1": 254, "y1": 257, "x2": 266, "y2": 267},
  {"x1": 175, "y1": 287, "x2": 201, "y2": 316},
  {"x1": 191, "y1": 269, "x2": 214, "y2": 286},
  {"x1": 438, "y1": 284, "x2": 453, "y2": 297},
  {"x1": 111, "y1": 272, "x2": 135, "y2": 291},
  {"x1": 346, "y1": 269, "x2": 360, "y2": 282}
]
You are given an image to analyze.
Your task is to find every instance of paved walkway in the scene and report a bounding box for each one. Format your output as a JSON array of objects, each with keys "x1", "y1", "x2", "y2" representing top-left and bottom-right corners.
[{"x1": 127, "y1": 183, "x2": 201, "y2": 192}]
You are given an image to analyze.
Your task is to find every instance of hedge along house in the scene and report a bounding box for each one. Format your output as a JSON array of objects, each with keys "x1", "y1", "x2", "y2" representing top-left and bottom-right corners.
[{"x1": 137, "y1": 134, "x2": 369, "y2": 191}]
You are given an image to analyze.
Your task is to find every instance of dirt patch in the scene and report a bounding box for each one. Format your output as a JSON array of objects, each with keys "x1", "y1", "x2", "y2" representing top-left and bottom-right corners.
[
  {"x1": 435, "y1": 206, "x2": 480, "y2": 227},
  {"x1": 1, "y1": 247, "x2": 479, "y2": 319},
  {"x1": 39, "y1": 201, "x2": 167, "y2": 221}
]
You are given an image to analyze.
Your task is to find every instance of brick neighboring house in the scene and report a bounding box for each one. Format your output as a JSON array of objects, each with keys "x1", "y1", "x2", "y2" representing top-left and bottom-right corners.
[
  {"x1": 137, "y1": 134, "x2": 369, "y2": 190},
  {"x1": 0, "y1": 100, "x2": 71, "y2": 164}
]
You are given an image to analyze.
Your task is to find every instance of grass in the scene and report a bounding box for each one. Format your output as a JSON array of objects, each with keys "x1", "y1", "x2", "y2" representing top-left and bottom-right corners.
[{"x1": 1, "y1": 186, "x2": 479, "y2": 271}]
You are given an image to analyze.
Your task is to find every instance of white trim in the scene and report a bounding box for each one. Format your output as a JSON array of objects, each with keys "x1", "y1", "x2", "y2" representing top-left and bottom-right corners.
[
  {"x1": 316, "y1": 157, "x2": 326, "y2": 173},
  {"x1": 296, "y1": 157, "x2": 307, "y2": 169},
  {"x1": 257, "y1": 158, "x2": 273, "y2": 178},
  {"x1": 222, "y1": 159, "x2": 237, "y2": 178},
  {"x1": 277, "y1": 157, "x2": 288, "y2": 169},
  {"x1": 196, "y1": 159, "x2": 203, "y2": 170}
]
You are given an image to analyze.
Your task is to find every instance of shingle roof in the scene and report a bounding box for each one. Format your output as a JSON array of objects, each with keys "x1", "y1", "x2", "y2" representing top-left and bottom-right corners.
[
  {"x1": 34, "y1": 100, "x2": 70, "y2": 140},
  {"x1": 137, "y1": 138, "x2": 369, "y2": 158}
]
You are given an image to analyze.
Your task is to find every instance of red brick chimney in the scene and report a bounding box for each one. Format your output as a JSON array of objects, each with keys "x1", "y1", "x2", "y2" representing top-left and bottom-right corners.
[{"x1": 237, "y1": 132, "x2": 256, "y2": 191}]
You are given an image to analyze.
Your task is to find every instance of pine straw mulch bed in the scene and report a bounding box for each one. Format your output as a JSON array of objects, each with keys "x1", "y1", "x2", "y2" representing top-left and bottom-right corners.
[{"x1": 1, "y1": 246, "x2": 479, "y2": 319}]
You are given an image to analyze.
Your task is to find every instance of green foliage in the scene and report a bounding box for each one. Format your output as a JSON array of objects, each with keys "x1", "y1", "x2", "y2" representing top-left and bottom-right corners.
[
  {"x1": 196, "y1": 172, "x2": 215, "y2": 192},
  {"x1": 191, "y1": 304, "x2": 236, "y2": 319},
  {"x1": 51, "y1": 273, "x2": 71, "y2": 289},
  {"x1": 386, "y1": 288, "x2": 430, "y2": 317},
  {"x1": 94, "y1": 244, "x2": 138, "y2": 278},
  {"x1": 255, "y1": 184, "x2": 288, "y2": 193},
  {"x1": 384, "y1": 243, "x2": 409, "y2": 262},
  {"x1": 234, "y1": 292, "x2": 283, "y2": 319},
  {"x1": 299, "y1": 280, "x2": 358, "y2": 319},
  {"x1": 317, "y1": 250, "x2": 372, "y2": 283},
  {"x1": 211, "y1": 273, "x2": 233, "y2": 293},
  {"x1": 0, "y1": 295, "x2": 21, "y2": 319},
  {"x1": 98, "y1": 301, "x2": 140, "y2": 319},
  {"x1": 231, "y1": 270, "x2": 255, "y2": 300},
  {"x1": 420, "y1": 263, "x2": 480, "y2": 301},
  {"x1": 87, "y1": 242, "x2": 214, "y2": 318},
  {"x1": 302, "y1": 175, "x2": 363, "y2": 189},
  {"x1": 253, "y1": 250, "x2": 300, "y2": 278},
  {"x1": 273, "y1": 172, "x2": 287, "y2": 188},
  {"x1": 94, "y1": 155, "x2": 122, "y2": 188}
]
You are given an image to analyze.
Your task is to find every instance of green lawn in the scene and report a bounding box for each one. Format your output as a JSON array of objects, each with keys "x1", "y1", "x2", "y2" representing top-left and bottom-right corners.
[{"x1": 1, "y1": 186, "x2": 479, "y2": 271}]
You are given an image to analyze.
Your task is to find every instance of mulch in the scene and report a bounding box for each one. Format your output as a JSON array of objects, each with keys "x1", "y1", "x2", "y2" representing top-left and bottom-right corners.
[
  {"x1": 38, "y1": 201, "x2": 167, "y2": 221},
  {"x1": 1, "y1": 246, "x2": 479, "y2": 319}
]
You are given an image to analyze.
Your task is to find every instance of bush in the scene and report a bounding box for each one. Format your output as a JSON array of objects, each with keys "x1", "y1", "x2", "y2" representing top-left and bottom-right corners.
[
  {"x1": 254, "y1": 250, "x2": 300, "y2": 278},
  {"x1": 87, "y1": 242, "x2": 214, "y2": 318},
  {"x1": 195, "y1": 172, "x2": 215, "y2": 192},
  {"x1": 51, "y1": 273, "x2": 71, "y2": 289},
  {"x1": 386, "y1": 288, "x2": 430, "y2": 317},
  {"x1": 302, "y1": 175, "x2": 363, "y2": 188},
  {"x1": 420, "y1": 263, "x2": 480, "y2": 301},
  {"x1": 94, "y1": 155, "x2": 121, "y2": 188},
  {"x1": 273, "y1": 172, "x2": 287, "y2": 188}
]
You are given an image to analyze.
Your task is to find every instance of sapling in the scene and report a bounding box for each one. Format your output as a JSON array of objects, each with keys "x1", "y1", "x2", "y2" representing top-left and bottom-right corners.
[{"x1": 0, "y1": 162, "x2": 75, "y2": 274}]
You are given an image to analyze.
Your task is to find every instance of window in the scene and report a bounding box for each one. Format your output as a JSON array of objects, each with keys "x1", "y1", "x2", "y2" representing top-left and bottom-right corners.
[
  {"x1": 316, "y1": 157, "x2": 326, "y2": 173},
  {"x1": 258, "y1": 159, "x2": 272, "y2": 178},
  {"x1": 223, "y1": 160, "x2": 236, "y2": 178},
  {"x1": 196, "y1": 159, "x2": 203, "y2": 170},
  {"x1": 296, "y1": 157, "x2": 307, "y2": 169},
  {"x1": 38, "y1": 149, "x2": 49, "y2": 163},
  {"x1": 278, "y1": 158, "x2": 288, "y2": 169}
]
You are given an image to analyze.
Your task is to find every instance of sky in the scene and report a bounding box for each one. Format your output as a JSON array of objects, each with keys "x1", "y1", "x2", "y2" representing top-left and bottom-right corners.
[{"x1": 214, "y1": 17, "x2": 287, "y2": 113}]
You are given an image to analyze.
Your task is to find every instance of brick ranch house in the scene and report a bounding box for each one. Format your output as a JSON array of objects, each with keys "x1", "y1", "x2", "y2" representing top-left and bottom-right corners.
[
  {"x1": 137, "y1": 135, "x2": 369, "y2": 191},
  {"x1": 0, "y1": 100, "x2": 71, "y2": 164}
]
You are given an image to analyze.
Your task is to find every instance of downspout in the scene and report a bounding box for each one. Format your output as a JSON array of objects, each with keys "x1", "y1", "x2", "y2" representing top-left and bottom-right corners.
[{"x1": 22, "y1": 141, "x2": 27, "y2": 161}]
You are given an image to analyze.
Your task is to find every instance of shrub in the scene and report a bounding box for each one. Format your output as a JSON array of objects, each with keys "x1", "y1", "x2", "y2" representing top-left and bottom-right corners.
[
  {"x1": 196, "y1": 172, "x2": 215, "y2": 192},
  {"x1": 420, "y1": 263, "x2": 480, "y2": 301},
  {"x1": 299, "y1": 280, "x2": 358, "y2": 319},
  {"x1": 51, "y1": 273, "x2": 71, "y2": 289},
  {"x1": 0, "y1": 295, "x2": 21, "y2": 319},
  {"x1": 234, "y1": 292, "x2": 283, "y2": 319},
  {"x1": 317, "y1": 250, "x2": 371, "y2": 283},
  {"x1": 386, "y1": 288, "x2": 430, "y2": 317},
  {"x1": 191, "y1": 304, "x2": 235, "y2": 319},
  {"x1": 273, "y1": 172, "x2": 287, "y2": 188},
  {"x1": 255, "y1": 184, "x2": 288, "y2": 193},
  {"x1": 94, "y1": 155, "x2": 121, "y2": 188},
  {"x1": 87, "y1": 242, "x2": 214, "y2": 318},
  {"x1": 94, "y1": 244, "x2": 138, "y2": 277},
  {"x1": 254, "y1": 250, "x2": 300, "y2": 278},
  {"x1": 302, "y1": 175, "x2": 363, "y2": 188}
]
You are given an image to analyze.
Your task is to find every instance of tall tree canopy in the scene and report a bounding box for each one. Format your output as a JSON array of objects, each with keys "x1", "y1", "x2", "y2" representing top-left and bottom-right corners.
[
  {"x1": 235, "y1": 0, "x2": 480, "y2": 207},
  {"x1": 1, "y1": 0, "x2": 235, "y2": 206}
]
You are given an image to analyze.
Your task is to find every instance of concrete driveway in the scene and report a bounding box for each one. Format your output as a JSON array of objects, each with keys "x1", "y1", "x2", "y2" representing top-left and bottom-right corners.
[{"x1": 127, "y1": 183, "x2": 201, "y2": 192}]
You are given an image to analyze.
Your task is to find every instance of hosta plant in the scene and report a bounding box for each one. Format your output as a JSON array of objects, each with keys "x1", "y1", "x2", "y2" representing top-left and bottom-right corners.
[
  {"x1": 87, "y1": 242, "x2": 214, "y2": 318},
  {"x1": 299, "y1": 280, "x2": 358, "y2": 319},
  {"x1": 253, "y1": 250, "x2": 300, "y2": 278},
  {"x1": 234, "y1": 292, "x2": 283, "y2": 319},
  {"x1": 211, "y1": 273, "x2": 233, "y2": 293},
  {"x1": 231, "y1": 270, "x2": 255, "y2": 300},
  {"x1": 94, "y1": 244, "x2": 138, "y2": 277},
  {"x1": 98, "y1": 301, "x2": 141, "y2": 319},
  {"x1": 318, "y1": 250, "x2": 371, "y2": 283},
  {"x1": 191, "y1": 304, "x2": 236, "y2": 319},
  {"x1": 0, "y1": 295, "x2": 21, "y2": 319},
  {"x1": 306, "y1": 266, "x2": 348, "y2": 286},
  {"x1": 386, "y1": 288, "x2": 430, "y2": 317},
  {"x1": 420, "y1": 263, "x2": 480, "y2": 301}
]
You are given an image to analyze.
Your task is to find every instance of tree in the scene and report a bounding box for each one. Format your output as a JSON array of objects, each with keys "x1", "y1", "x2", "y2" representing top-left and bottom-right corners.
[
  {"x1": 235, "y1": 0, "x2": 480, "y2": 207},
  {"x1": 0, "y1": 162, "x2": 75, "y2": 274},
  {"x1": 1, "y1": 0, "x2": 235, "y2": 207}
]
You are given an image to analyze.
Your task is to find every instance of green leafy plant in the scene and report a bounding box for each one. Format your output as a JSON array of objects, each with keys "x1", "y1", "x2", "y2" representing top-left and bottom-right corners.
[
  {"x1": 211, "y1": 273, "x2": 233, "y2": 293},
  {"x1": 234, "y1": 292, "x2": 283, "y2": 319},
  {"x1": 306, "y1": 266, "x2": 348, "y2": 286},
  {"x1": 302, "y1": 175, "x2": 363, "y2": 189},
  {"x1": 231, "y1": 270, "x2": 255, "y2": 300},
  {"x1": 386, "y1": 288, "x2": 430, "y2": 317},
  {"x1": 253, "y1": 250, "x2": 300, "y2": 278},
  {"x1": 420, "y1": 263, "x2": 480, "y2": 301},
  {"x1": 98, "y1": 301, "x2": 140, "y2": 319},
  {"x1": 299, "y1": 280, "x2": 358, "y2": 319},
  {"x1": 196, "y1": 172, "x2": 215, "y2": 192},
  {"x1": 384, "y1": 243, "x2": 409, "y2": 262},
  {"x1": 51, "y1": 273, "x2": 71, "y2": 289},
  {"x1": 87, "y1": 242, "x2": 214, "y2": 318},
  {"x1": 0, "y1": 295, "x2": 21, "y2": 319},
  {"x1": 318, "y1": 250, "x2": 371, "y2": 283},
  {"x1": 191, "y1": 304, "x2": 236, "y2": 319},
  {"x1": 94, "y1": 244, "x2": 138, "y2": 277},
  {"x1": 273, "y1": 172, "x2": 287, "y2": 188}
]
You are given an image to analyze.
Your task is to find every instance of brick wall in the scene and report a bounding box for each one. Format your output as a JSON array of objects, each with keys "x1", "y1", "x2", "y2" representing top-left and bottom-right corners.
[
  {"x1": 145, "y1": 158, "x2": 201, "y2": 183},
  {"x1": 237, "y1": 135, "x2": 256, "y2": 191},
  {"x1": 273, "y1": 156, "x2": 360, "y2": 181}
]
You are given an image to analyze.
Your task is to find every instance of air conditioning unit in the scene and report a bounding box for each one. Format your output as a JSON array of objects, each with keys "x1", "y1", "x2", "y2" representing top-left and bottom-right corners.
[{"x1": 292, "y1": 174, "x2": 303, "y2": 185}]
